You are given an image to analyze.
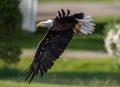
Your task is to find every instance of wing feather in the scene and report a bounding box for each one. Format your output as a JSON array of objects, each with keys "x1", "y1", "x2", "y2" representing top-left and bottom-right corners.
[
  {"x1": 25, "y1": 29, "x2": 73, "y2": 82},
  {"x1": 61, "y1": 9, "x2": 66, "y2": 17},
  {"x1": 67, "y1": 9, "x2": 70, "y2": 16}
]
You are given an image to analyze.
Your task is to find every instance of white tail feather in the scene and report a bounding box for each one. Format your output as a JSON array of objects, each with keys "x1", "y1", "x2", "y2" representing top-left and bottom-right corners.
[{"x1": 76, "y1": 16, "x2": 95, "y2": 34}]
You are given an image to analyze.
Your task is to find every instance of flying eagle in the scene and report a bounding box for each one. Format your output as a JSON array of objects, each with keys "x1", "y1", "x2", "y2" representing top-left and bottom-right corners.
[{"x1": 25, "y1": 9, "x2": 95, "y2": 82}]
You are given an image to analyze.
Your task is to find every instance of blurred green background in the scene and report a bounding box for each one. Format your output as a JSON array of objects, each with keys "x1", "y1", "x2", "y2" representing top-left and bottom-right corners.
[{"x1": 0, "y1": 0, "x2": 120, "y2": 87}]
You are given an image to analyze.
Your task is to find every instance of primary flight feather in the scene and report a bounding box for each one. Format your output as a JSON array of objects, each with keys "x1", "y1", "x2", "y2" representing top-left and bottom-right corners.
[{"x1": 25, "y1": 9, "x2": 95, "y2": 82}]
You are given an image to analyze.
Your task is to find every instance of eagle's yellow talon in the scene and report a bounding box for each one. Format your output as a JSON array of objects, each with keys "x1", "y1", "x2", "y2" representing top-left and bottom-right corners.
[
  {"x1": 73, "y1": 24, "x2": 80, "y2": 34},
  {"x1": 73, "y1": 28, "x2": 78, "y2": 34},
  {"x1": 75, "y1": 24, "x2": 80, "y2": 31}
]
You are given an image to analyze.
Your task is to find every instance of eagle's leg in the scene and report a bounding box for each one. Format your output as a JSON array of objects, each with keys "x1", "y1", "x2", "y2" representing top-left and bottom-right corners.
[{"x1": 73, "y1": 24, "x2": 80, "y2": 34}]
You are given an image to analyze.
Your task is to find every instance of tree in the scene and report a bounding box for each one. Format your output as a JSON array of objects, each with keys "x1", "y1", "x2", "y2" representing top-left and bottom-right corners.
[
  {"x1": 105, "y1": 20, "x2": 120, "y2": 57},
  {"x1": 0, "y1": 0, "x2": 22, "y2": 64}
]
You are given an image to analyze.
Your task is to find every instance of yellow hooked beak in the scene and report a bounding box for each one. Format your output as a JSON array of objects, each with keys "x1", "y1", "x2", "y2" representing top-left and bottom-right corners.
[{"x1": 36, "y1": 23, "x2": 42, "y2": 28}]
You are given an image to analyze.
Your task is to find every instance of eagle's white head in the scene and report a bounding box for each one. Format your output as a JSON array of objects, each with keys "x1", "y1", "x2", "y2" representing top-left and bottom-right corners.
[{"x1": 36, "y1": 19, "x2": 53, "y2": 28}]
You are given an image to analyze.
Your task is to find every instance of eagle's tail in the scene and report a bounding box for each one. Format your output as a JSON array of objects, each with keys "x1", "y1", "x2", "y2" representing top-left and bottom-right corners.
[{"x1": 75, "y1": 16, "x2": 95, "y2": 34}]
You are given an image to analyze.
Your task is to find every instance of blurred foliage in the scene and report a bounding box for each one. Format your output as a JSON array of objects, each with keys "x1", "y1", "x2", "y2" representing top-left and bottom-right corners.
[
  {"x1": 104, "y1": 17, "x2": 120, "y2": 35},
  {"x1": 0, "y1": 0, "x2": 22, "y2": 64},
  {"x1": 104, "y1": 18, "x2": 120, "y2": 57}
]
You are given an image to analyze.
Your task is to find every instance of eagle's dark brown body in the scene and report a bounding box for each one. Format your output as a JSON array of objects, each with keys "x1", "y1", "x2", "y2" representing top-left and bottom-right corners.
[{"x1": 25, "y1": 9, "x2": 85, "y2": 82}]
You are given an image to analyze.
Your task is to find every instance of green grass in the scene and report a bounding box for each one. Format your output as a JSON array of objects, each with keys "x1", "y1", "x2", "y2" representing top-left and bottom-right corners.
[
  {"x1": 93, "y1": 16, "x2": 120, "y2": 23},
  {"x1": 0, "y1": 57, "x2": 120, "y2": 87},
  {"x1": 39, "y1": 0, "x2": 114, "y2": 3},
  {"x1": 15, "y1": 32, "x2": 105, "y2": 51},
  {"x1": 68, "y1": 34, "x2": 105, "y2": 51},
  {"x1": 12, "y1": 27, "x2": 105, "y2": 51}
]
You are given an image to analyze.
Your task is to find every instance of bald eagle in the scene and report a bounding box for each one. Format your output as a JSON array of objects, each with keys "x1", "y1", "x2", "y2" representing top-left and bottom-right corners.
[{"x1": 25, "y1": 9, "x2": 95, "y2": 82}]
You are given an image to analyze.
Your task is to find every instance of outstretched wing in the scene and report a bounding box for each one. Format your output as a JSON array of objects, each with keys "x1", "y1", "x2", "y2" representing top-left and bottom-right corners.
[{"x1": 25, "y1": 29, "x2": 73, "y2": 82}]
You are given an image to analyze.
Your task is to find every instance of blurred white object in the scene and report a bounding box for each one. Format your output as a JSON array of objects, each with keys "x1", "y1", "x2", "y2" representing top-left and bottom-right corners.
[
  {"x1": 105, "y1": 24, "x2": 120, "y2": 57},
  {"x1": 20, "y1": 0, "x2": 37, "y2": 32}
]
